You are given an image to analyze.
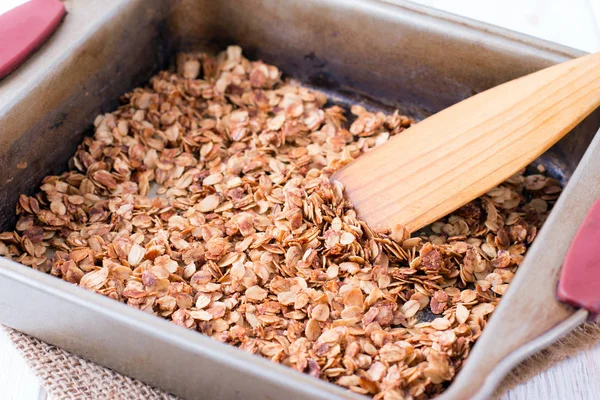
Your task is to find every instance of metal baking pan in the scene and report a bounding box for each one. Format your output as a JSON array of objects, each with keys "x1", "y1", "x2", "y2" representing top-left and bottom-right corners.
[{"x1": 1, "y1": 1, "x2": 599, "y2": 399}]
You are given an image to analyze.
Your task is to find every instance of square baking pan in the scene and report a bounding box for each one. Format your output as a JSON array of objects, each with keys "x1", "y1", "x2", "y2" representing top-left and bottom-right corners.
[{"x1": 1, "y1": 1, "x2": 599, "y2": 399}]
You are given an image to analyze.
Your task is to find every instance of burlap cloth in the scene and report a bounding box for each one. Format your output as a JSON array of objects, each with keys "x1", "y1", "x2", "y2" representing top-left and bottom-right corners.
[{"x1": 4, "y1": 321, "x2": 600, "y2": 399}]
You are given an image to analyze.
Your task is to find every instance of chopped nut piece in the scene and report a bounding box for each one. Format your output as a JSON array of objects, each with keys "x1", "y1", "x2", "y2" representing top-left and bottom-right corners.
[
  {"x1": 400, "y1": 300, "x2": 420, "y2": 318},
  {"x1": 379, "y1": 343, "x2": 406, "y2": 362},
  {"x1": 343, "y1": 287, "x2": 364, "y2": 308},
  {"x1": 311, "y1": 304, "x2": 330, "y2": 322},
  {"x1": 245, "y1": 285, "x2": 268, "y2": 301},
  {"x1": 128, "y1": 243, "x2": 145, "y2": 266},
  {"x1": 198, "y1": 195, "x2": 220, "y2": 212},
  {"x1": 190, "y1": 310, "x2": 213, "y2": 321},
  {"x1": 431, "y1": 317, "x2": 452, "y2": 330},
  {"x1": 456, "y1": 303, "x2": 470, "y2": 324},
  {"x1": 305, "y1": 319, "x2": 321, "y2": 341}
]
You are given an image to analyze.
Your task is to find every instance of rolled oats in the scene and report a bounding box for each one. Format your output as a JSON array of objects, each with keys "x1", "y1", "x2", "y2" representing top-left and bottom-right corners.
[{"x1": 0, "y1": 46, "x2": 560, "y2": 399}]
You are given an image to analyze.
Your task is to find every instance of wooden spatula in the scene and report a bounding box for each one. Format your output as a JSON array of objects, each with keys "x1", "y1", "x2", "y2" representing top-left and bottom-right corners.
[{"x1": 332, "y1": 52, "x2": 600, "y2": 233}]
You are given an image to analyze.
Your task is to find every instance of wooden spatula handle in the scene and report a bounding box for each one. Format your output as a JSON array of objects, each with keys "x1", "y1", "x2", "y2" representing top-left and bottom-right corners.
[{"x1": 333, "y1": 52, "x2": 600, "y2": 233}]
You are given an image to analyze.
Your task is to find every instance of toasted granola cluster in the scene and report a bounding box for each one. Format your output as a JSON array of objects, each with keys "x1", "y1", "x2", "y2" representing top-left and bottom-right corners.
[{"x1": 0, "y1": 47, "x2": 560, "y2": 399}]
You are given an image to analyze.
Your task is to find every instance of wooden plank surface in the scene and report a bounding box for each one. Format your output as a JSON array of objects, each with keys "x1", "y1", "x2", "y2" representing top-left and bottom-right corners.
[
  {"x1": 0, "y1": 0, "x2": 599, "y2": 399},
  {"x1": 0, "y1": 329, "x2": 44, "y2": 400}
]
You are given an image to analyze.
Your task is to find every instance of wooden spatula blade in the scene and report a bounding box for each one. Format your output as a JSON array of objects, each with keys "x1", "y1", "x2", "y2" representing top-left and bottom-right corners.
[
  {"x1": 332, "y1": 52, "x2": 600, "y2": 233},
  {"x1": 558, "y1": 197, "x2": 600, "y2": 315}
]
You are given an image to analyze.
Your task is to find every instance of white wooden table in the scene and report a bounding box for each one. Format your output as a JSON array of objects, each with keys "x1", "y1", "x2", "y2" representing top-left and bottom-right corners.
[{"x1": 1, "y1": 0, "x2": 600, "y2": 399}]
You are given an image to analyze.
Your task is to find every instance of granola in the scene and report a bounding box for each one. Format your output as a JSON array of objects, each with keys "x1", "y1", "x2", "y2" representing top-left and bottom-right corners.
[{"x1": 0, "y1": 46, "x2": 561, "y2": 399}]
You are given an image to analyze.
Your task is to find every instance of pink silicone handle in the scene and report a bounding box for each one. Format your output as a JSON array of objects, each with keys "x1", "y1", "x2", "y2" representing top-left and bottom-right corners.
[
  {"x1": 0, "y1": 0, "x2": 66, "y2": 79},
  {"x1": 557, "y1": 197, "x2": 600, "y2": 315}
]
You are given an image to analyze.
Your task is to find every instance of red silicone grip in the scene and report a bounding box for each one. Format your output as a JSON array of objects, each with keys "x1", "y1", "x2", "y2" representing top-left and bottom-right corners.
[
  {"x1": 0, "y1": 0, "x2": 66, "y2": 79},
  {"x1": 557, "y1": 197, "x2": 600, "y2": 315}
]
